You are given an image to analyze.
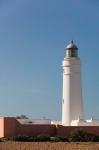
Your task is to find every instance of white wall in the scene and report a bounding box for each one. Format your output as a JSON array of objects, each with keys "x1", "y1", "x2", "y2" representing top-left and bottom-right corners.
[{"x1": 62, "y1": 58, "x2": 83, "y2": 126}]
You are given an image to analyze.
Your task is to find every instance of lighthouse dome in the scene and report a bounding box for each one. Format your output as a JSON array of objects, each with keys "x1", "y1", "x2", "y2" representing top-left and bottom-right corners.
[{"x1": 66, "y1": 40, "x2": 78, "y2": 50}]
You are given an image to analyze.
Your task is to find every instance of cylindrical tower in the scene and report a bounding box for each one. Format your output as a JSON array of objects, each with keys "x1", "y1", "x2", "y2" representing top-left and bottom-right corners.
[{"x1": 62, "y1": 41, "x2": 83, "y2": 126}]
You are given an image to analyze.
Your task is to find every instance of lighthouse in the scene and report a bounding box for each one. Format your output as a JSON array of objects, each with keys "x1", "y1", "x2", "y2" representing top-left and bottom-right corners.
[{"x1": 62, "y1": 41, "x2": 83, "y2": 126}]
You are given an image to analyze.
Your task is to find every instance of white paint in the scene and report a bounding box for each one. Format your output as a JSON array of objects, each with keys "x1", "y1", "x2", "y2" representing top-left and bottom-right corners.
[
  {"x1": 62, "y1": 42, "x2": 83, "y2": 126},
  {"x1": 51, "y1": 120, "x2": 62, "y2": 125},
  {"x1": 17, "y1": 119, "x2": 51, "y2": 125},
  {"x1": 71, "y1": 118, "x2": 99, "y2": 126}
]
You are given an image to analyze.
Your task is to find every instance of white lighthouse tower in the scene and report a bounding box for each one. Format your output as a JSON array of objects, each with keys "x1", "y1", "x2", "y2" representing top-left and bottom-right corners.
[{"x1": 62, "y1": 41, "x2": 83, "y2": 126}]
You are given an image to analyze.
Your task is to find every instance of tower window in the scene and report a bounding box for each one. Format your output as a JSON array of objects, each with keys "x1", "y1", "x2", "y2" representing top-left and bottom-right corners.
[
  {"x1": 70, "y1": 49, "x2": 77, "y2": 57},
  {"x1": 66, "y1": 49, "x2": 77, "y2": 57}
]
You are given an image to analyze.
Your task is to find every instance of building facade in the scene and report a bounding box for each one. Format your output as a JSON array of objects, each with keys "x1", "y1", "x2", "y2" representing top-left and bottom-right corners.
[{"x1": 62, "y1": 41, "x2": 83, "y2": 125}]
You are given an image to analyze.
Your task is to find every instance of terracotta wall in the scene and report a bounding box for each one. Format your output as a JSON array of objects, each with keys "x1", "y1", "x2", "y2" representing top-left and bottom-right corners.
[
  {"x1": 17, "y1": 124, "x2": 56, "y2": 136},
  {"x1": 4, "y1": 117, "x2": 18, "y2": 137},
  {"x1": 2, "y1": 117, "x2": 99, "y2": 137},
  {"x1": 3, "y1": 118, "x2": 56, "y2": 137},
  {"x1": 56, "y1": 125, "x2": 99, "y2": 136}
]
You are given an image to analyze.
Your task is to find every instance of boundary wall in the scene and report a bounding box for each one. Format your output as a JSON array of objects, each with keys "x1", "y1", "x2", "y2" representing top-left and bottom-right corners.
[
  {"x1": 1, "y1": 117, "x2": 99, "y2": 137},
  {"x1": 56, "y1": 125, "x2": 99, "y2": 136}
]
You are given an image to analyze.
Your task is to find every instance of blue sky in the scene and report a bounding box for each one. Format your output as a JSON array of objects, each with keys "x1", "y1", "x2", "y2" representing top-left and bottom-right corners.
[{"x1": 0, "y1": 0, "x2": 99, "y2": 120}]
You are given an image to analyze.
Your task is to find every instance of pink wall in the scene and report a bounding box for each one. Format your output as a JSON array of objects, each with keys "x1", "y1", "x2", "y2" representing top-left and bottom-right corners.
[
  {"x1": 0, "y1": 118, "x2": 4, "y2": 137},
  {"x1": 1, "y1": 117, "x2": 99, "y2": 137}
]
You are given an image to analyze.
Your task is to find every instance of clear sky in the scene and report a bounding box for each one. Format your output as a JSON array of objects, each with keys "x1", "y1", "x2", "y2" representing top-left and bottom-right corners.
[{"x1": 0, "y1": 0, "x2": 99, "y2": 120}]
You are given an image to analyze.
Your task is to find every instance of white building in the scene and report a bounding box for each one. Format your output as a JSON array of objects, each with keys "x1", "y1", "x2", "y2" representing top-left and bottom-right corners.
[
  {"x1": 62, "y1": 41, "x2": 83, "y2": 126},
  {"x1": 71, "y1": 118, "x2": 99, "y2": 126},
  {"x1": 62, "y1": 41, "x2": 99, "y2": 126}
]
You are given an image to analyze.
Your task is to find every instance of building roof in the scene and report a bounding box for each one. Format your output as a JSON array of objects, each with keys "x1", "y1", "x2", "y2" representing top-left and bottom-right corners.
[{"x1": 66, "y1": 40, "x2": 78, "y2": 50}]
